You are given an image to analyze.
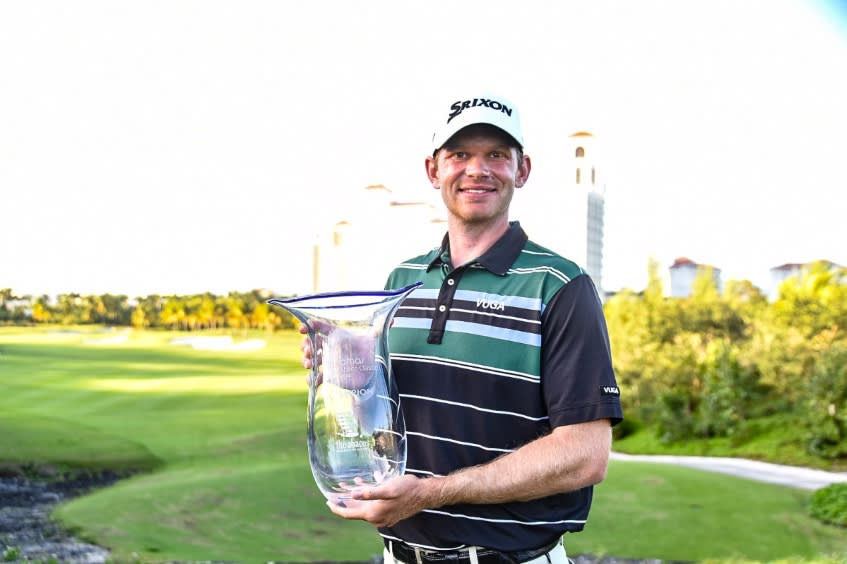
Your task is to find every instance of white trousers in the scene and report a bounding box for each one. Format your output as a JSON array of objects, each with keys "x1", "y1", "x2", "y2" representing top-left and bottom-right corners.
[{"x1": 383, "y1": 541, "x2": 568, "y2": 564}]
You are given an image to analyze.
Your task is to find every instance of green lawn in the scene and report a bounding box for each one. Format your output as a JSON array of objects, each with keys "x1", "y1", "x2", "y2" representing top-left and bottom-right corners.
[{"x1": 0, "y1": 326, "x2": 845, "y2": 563}]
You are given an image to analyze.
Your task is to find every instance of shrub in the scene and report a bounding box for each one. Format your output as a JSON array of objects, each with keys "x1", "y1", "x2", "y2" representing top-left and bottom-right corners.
[
  {"x1": 809, "y1": 482, "x2": 847, "y2": 527},
  {"x1": 804, "y1": 345, "x2": 847, "y2": 459},
  {"x1": 3, "y1": 547, "x2": 21, "y2": 562},
  {"x1": 612, "y1": 415, "x2": 642, "y2": 441},
  {"x1": 697, "y1": 341, "x2": 747, "y2": 438},
  {"x1": 655, "y1": 389, "x2": 697, "y2": 444}
]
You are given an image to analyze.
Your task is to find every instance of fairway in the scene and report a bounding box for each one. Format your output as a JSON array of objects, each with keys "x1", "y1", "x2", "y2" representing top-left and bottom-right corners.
[{"x1": 1, "y1": 326, "x2": 845, "y2": 563}]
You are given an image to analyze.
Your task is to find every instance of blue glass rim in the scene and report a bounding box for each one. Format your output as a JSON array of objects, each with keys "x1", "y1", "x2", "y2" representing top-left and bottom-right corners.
[{"x1": 267, "y1": 282, "x2": 422, "y2": 310}]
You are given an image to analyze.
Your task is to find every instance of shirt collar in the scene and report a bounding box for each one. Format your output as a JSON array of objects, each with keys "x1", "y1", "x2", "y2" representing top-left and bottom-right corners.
[{"x1": 427, "y1": 221, "x2": 528, "y2": 275}]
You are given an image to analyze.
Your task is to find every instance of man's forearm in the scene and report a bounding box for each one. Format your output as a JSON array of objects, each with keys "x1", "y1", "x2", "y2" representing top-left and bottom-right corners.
[
  {"x1": 334, "y1": 419, "x2": 613, "y2": 527},
  {"x1": 429, "y1": 419, "x2": 612, "y2": 506}
]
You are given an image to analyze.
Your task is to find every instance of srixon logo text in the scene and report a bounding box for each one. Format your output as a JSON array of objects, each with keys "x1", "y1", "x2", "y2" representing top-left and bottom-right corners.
[
  {"x1": 476, "y1": 298, "x2": 506, "y2": 311},
  {"x1": 448, "y1": 98, "x2": 513, "y2": 123}
]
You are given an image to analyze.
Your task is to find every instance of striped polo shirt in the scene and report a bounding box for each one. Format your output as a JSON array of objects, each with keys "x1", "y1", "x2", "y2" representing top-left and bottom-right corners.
[{"x1": 380, "y1": 221, "x2": 623, "y2": 553}]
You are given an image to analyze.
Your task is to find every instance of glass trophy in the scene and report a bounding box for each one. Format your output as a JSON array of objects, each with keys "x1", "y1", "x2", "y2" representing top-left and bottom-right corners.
[{"x1": 268, "y1": 282, "x2": 420, "y2": 504}]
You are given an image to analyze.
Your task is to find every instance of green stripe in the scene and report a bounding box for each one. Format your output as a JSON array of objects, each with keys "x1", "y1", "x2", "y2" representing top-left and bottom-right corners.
[{"x1": 386, "y1": 239, "x2": 585, "y2": 379}]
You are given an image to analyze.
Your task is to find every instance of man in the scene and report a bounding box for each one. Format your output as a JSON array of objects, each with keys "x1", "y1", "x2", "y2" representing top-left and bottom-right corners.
[{"x1": 308, "y1": 94, "x2": 622, "y2": 564}]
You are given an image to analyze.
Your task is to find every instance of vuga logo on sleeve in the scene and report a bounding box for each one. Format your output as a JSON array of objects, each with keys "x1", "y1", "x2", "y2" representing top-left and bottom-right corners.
[
  {"x1": 600, "y1": 385, "x2": 620, "y2": 397},
  {"x1": 447, "y1": 98, "x2": 514, "y2": 123}
]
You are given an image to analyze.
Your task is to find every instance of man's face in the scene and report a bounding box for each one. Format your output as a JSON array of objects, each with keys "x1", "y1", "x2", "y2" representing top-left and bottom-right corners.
[{"x1": 426, "y1": 125, "x2": 530, "y2": 229}]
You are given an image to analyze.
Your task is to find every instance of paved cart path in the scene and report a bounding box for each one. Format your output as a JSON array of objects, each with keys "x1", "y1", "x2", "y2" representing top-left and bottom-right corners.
[{"x1": 611, "y1": 452, "x2": 847, "y2": 490}]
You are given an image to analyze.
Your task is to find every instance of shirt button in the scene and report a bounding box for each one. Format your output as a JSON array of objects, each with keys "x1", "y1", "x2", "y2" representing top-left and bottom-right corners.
[
  {"x1": 447, "y1": 279, "x2": 455, "y2": 286},
  {"x1": 438, "y1": 305, "x2": 446, "y2": 312}
]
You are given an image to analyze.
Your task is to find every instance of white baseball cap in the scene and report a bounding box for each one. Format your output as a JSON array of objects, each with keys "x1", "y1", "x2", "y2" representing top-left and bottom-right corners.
[{"x1": 430, "y1": 94, "x2": 524, "y2": 154}]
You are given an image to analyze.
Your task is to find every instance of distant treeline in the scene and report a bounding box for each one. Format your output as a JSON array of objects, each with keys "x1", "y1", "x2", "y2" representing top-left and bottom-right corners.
[
  {"x1": 3, "y1": 260, "x2": 846, "y2": 459},
  {"x1": 0, "y1": 289, "x2": 298, "y2": 331},
  {"x1": 604, "y1": 259, "x2": 847, "y2": 459}
]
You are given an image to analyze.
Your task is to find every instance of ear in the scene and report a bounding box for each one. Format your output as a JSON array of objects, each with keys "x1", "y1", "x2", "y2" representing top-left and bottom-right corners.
[
  {"x1": 515, "y1": 154, "x2": 532, "y2": 188},
  {"x1": 425, "y1": 155, "x2": 441, "y2": 189}
]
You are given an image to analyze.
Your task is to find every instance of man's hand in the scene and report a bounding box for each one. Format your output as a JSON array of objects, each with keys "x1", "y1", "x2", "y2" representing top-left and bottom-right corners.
[
  {"x1": 299, "y1": 324, "x2": 316, "y2": 369},
  {"x1": 326, "y1": 419, "x2": 612, "y2": 526},
  {"x1": 326, "y1": 474, "x2": 440, "y2": 527}
]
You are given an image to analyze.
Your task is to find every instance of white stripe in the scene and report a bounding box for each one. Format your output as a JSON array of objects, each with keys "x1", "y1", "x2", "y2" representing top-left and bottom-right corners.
[
  {"x1": 509, "y1": 266, "x2": 571, "y2": 284},
  {"x1": 449, "y1": 307, "x2": 540, "y2": 326},
  {"x1": 375, "y1": 427, "x2": 405, "y2": 439},
  {"x1": 453, "y1": 290, "x2": 543, "y2": 311},
  {"x1": 446, "y1": 319, "x2": 541, "y2": 347},
  {"x1": 375, "y1": 394, "x2": 400, "y2": 409},
  {"x1": 409, "y1": 288, "x2": 439, "y2": 299},
  {"x1": 391, "y1": 353, "x2": 539, "y2": 383},
  {"x1": 379, "y1": 534, "x2": 467, "y2": 553},
  {"x1": 407, "y1": 431, "x2": 514, "y2": 453},
  {"x1": 519, "y1": 251, "x2": 586, "y2": 276},
  {"x1": 410, "y1": 289, "x2": 544, "y2": 313},
  {"x1": 421, "y1": 509, "x2": 586, "y2": 526},
  {"x1": 393, "y1": 317, "x2": 435, "y2": 330},
  {"x1": 395, "y1": 307, "x2": 541, "y2": 345},
  {"x1": 401, "y1": 394, "x2": 548, "y2": 422},
  {"x1": 396, "y1": 263, "x2": 428, "y2": 271},
  {"x1": 521, "y1": 249, "x2": 556, "y2": 257},
  {"x1": 399, "y1": 305, "x2": 435, "y2": 313},
  {"x1": 406, "y1": 467, "x2": 441, "y2": 477}
]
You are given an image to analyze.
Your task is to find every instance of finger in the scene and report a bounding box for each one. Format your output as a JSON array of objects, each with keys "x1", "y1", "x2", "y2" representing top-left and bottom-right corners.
[
  {"x1": 326, "y1": 499, "x2": 366, "y2": 520},
  {"x1": 301, "y1": 336, "x2": 316, "y2": 369},
  {"x1": 351, "y1": 485, "x2": 387, "y2": 501}
]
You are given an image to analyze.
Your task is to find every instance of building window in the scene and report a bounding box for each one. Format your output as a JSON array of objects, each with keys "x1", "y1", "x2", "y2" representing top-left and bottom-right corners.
[
  {"x1": 575, "y1": 146, "x2": 585, "y2": 158},
  {"x1": 591, "y1": 167, "x2": 596, "y2": 184},
  {"x1": 333, "y1": 221, "x2": 349, "y2": 246},
  {"x1": 576, "y1": 168, "x2": 581, "y2": 184}
]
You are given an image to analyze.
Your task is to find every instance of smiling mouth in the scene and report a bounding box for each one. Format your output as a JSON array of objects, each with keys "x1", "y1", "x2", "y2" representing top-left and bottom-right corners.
[{"x1": 459, "y1": 187, "x2": 495, "y2": 193}]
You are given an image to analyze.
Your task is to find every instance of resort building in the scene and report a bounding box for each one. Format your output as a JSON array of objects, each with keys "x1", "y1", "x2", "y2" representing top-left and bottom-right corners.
[
  {"x1": 311, "y1": 184, "x2": 446, "y2": 292},
  {"x1": 312, "y1": 132, "x2": 608, "y2": 294},
  {"x1": 768, "y1": 260, "x2": 844, "y2": 301},
  {"x1": 523, "y1": 131, "x2": 606, "y2": 293},
  {"x1": 669, "y1": 257, "x2": 722, "y2": 297}
]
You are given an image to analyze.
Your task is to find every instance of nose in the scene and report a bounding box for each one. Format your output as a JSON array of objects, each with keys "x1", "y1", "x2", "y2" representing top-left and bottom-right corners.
[{"x1": 464, "y1": 154, "x2": 491, "y2": 177}]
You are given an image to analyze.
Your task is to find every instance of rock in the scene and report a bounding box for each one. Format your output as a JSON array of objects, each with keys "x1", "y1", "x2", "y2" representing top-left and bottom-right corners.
[
  {"x1": 0, "y1": 463, "x2": 24, "y2": 479},
  {"x1": 0, "y1": 471, "x2": 127, "y2": 563}
]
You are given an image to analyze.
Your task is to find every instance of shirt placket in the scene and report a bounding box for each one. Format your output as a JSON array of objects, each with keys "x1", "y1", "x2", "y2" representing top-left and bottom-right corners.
[{"x1": 426, "y1": 262, "x2": 468, "y2": 345}]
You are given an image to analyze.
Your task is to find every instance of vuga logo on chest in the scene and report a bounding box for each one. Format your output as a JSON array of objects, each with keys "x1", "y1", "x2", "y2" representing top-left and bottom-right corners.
[{"x1": 476, "y1": 295, "x2": 507, "y2": 311}]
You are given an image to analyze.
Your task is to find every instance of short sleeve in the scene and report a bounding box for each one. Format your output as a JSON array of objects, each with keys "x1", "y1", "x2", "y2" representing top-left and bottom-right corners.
[{"x1": 541, "y1": 274, "x2": 623, "y2": 428}]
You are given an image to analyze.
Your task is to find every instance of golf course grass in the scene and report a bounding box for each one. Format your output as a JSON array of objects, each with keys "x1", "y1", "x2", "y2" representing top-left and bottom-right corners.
[{"x1": 1, "y1": 326, "x2": 845, "y2": 563}]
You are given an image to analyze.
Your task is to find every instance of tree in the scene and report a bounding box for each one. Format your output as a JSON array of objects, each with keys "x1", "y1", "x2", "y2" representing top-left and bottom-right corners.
[
  {"x1": 697, "y1": 339, "x2": 767, "y2": 441},
  {"x1": 772, "y1": 261, "x2": 847, "y2": 337},
  {"x1": 804, "y1": 333, "x2": 847, "y2": 458},
  {"x1": 31, "y1": 295, "x2": 53, "y2": 323},
  {"x1": 0, "y1": 288, "x2": 12, "y2": 321},
  {"x1": 131, "y1": 304, "x2": 149, "y2": 329},
  {"x1": 160, "y1": 298, "x2": 186, "y2": 330},
  {"x1": 225, "y1": 293, "x2": 246, "y2": 331}
]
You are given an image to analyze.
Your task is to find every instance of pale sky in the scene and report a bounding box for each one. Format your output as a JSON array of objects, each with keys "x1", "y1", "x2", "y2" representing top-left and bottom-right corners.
[{"x1": 1, "y1": 0, "x2": 846, "y2": 298}]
